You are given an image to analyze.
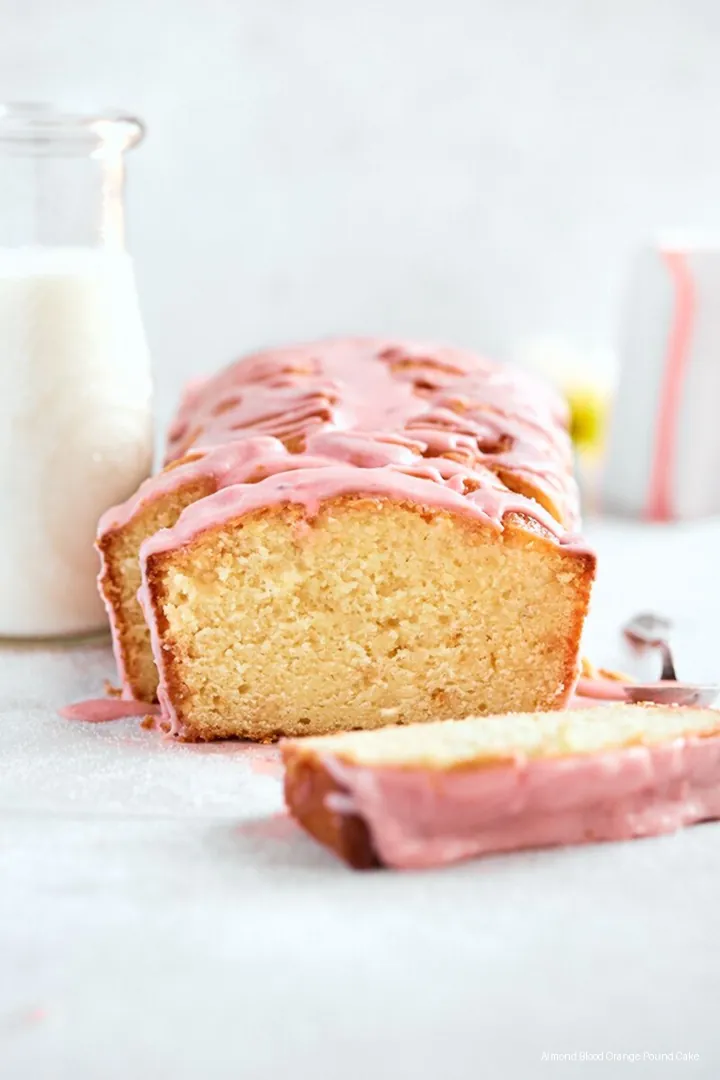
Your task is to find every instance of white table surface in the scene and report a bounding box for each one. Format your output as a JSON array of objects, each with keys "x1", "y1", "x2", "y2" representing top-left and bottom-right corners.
[{"x1": 2, "y1": 519, "x2": 720, "y2": 1079}]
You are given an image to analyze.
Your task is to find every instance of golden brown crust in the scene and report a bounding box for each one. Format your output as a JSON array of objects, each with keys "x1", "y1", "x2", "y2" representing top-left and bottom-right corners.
[
  {"x1": 96, "y1": 527, "x2": 141, "y2": 686},
  {"x1": 281, "y1": 744, "x2": 379, "y2": 869},
  {"x1": 97, "y1": 477, "x2": 217, "y2": 701},
  {"x1": 142, "y1": 549, "x2": 181, "y2": 707}
]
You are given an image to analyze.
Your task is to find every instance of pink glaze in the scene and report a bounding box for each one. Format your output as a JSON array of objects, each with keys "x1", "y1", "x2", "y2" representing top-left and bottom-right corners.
[
  {"x1": 163, "y1": 338, "x2": 569, "y2": 463},
  {"x1": 100, "y1": 339, "x2": 578, "y2": 548},
  {"x1": 96, "y1": 437, "x2": 286, "y2": 537},
  {"x1": 574, "y1": 676, "x2": 629, "y2": 702},
  {"x1": 139, "y1": 465, "x2": 591, "y2": 567},
  {"x1": 320, "y1": 734, "x2": 720, "y2": 869},
  {"x1": 153, "y1": 337, "x2": 578, "y2": 533},
  {"x1": 59, "y1": 699, "x2": 161, "y2": 722}
]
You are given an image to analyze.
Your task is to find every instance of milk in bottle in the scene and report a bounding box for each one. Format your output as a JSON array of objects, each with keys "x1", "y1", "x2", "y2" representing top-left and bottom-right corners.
[{"x1": 0, "y1": 106, "x2": 153, "y2": 636}]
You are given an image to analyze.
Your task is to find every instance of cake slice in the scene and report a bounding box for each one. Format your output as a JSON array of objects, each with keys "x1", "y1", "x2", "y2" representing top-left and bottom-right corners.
[{"x1": 281, "y1": 706, "x2": 720, "y2": 869}]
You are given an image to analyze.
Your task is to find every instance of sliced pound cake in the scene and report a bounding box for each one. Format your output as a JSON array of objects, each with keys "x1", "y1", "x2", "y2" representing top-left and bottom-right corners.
[
  {"x1": 97, "y1": 338, "x2": 589, "y2": 710},
  {"x1": 281, "y1": 706, "x2": 720, "y2": 868}
]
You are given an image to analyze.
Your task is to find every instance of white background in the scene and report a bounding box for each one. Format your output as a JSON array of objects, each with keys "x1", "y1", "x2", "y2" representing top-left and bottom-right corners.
[{"x1": 2, "y1": 0, "x2": 720, "y2": 405}]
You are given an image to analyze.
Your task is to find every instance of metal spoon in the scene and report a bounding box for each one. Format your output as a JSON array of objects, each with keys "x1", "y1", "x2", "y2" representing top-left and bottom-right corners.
[{"x1": 621, "y1": 612, "x2": 720, "y2": 707}]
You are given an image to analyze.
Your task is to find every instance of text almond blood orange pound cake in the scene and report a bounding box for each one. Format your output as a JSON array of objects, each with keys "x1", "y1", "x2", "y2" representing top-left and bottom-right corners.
[
  {"x1": 282, "y1": 706, "x2": 720, "y2": 868},
  {"x1": 98, "y1": 338, "x2": 595, "y2": 739}
]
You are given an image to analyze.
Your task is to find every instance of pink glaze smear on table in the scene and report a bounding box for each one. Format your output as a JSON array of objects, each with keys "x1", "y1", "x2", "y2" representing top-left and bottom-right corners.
[
  {"x1": 59, "y1": 699, "x2": 161, "y2": 723},
  {"x1": 572, "y1": 676, "x2": 629, "y2": 703}
]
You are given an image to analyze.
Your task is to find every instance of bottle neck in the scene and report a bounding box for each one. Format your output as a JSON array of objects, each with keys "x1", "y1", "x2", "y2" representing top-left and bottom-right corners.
[{"x1": 0, "y1": 150, "x2": 128, "y2": 251}]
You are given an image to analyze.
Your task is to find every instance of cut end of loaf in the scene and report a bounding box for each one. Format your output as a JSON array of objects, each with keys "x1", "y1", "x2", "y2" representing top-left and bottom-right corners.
[{"x1": 142, "y1": 496, "x2": 594, "y2": 741}]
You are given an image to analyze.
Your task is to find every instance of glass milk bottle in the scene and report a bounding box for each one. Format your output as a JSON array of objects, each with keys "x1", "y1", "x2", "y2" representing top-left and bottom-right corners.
[{"x1": 0, "y1": 104, "x2": 153, "y2": 638}]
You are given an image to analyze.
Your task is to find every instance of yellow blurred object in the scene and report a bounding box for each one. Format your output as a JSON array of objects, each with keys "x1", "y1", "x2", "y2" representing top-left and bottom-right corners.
[
  {"x1": 563, "y1": 382, "x2": 611, "y2": 455},
  {"x1": 581, "y1": 656, "x2": 634, "y2": 683},
  {"x1": 516, "y1": 338, "x2": 617, "y2": 460}
]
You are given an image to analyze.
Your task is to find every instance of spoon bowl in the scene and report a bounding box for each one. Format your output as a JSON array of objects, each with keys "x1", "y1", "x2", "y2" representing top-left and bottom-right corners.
[
  {"x1": 624, "y1": 683, "x2": 720, "y2": 708},
  {"x1": 621, "y1": 613, "x2": 720, "y2": 708}
]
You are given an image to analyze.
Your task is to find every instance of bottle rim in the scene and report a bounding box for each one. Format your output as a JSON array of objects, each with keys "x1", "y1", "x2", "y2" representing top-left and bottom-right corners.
[{"x1": 0, "y1": 103, "x2": 145, "y2": 156}]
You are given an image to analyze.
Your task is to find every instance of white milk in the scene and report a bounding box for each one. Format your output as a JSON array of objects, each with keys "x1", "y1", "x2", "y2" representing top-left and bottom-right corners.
[{"x1": 0, "y1": 247, "x2": 153, "y2": 636}]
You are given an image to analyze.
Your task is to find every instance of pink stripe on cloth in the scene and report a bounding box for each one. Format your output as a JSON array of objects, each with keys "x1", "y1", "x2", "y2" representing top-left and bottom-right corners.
[{"x1": 646, "y1": 251, "x2": 696, "y2": 521}]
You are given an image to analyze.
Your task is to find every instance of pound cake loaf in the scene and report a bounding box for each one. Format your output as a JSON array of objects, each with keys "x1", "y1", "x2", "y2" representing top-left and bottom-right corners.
[
  {"x1": 98, "y1": 337, "x2": 595, "y2": 740},
  {"x1": 282, "y1": 706, "x2": 720, "y2": 868}
]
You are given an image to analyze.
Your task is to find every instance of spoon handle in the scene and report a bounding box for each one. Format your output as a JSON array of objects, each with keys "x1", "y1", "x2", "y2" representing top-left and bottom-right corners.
[
  {"x1": 658, "y1": 641, "x2": 678, "y2": 681},
  {"x1": 622, "y1": 612, "x2": 678, "y2": 682}
]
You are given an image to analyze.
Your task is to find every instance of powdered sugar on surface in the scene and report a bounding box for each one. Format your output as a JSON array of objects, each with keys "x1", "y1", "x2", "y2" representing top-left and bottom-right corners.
[{"x1": 2, "y1": 638, "x2": 283, "y2": 820}]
